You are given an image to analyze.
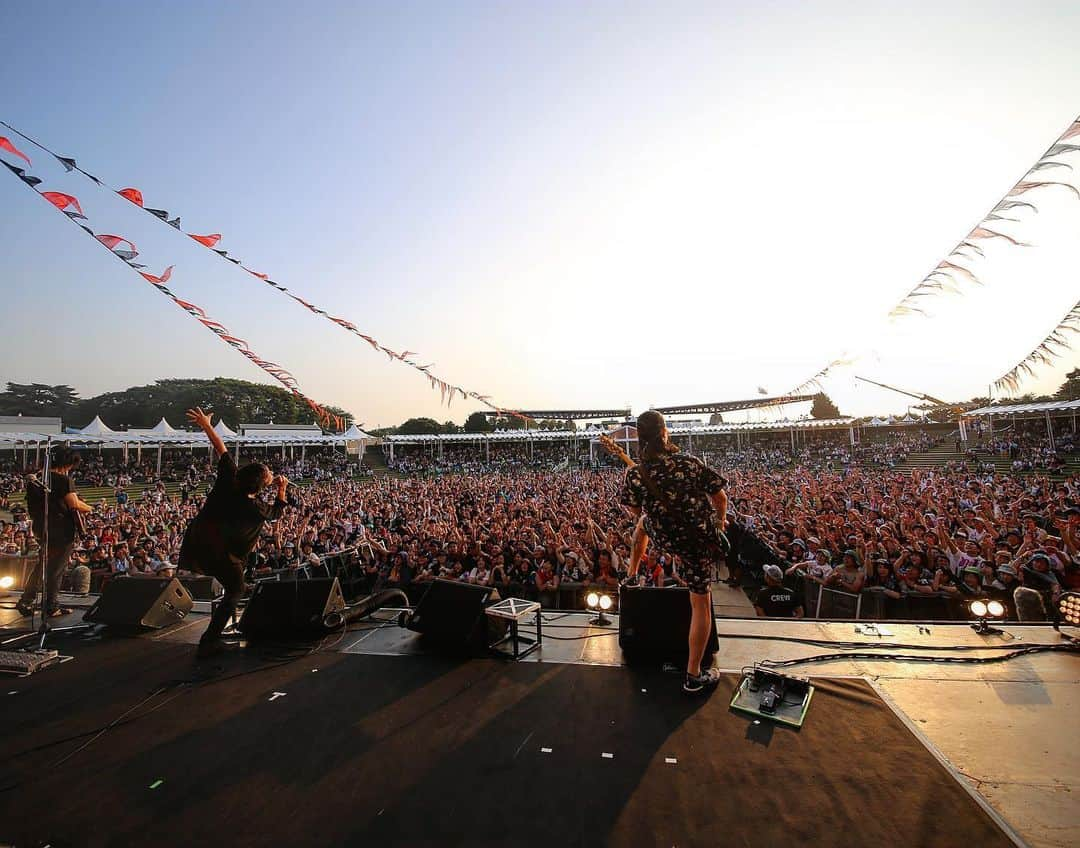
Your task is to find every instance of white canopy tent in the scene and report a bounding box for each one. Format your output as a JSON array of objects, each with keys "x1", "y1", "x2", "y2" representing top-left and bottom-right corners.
[{"x1": 78, "y1": 415, "x2": 117, "y2": 436}]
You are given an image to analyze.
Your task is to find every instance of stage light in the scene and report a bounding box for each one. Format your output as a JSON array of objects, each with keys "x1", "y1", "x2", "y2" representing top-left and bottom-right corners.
[
  {"x1": 586, "y1": 592, "x2": 600, "y2": 609},
  {"x1": 1058, "y1": 592, "x2": 1080, "y2": 627},
  {"x1": 0, "y1": 575, "x2": 14, "y2": 590},
  {"x1": 598, "y1": 594, "x2": 613, "y2": 611},
  {"x1": 968, "y1": 597, "x2": 1005, "y2": 635}
]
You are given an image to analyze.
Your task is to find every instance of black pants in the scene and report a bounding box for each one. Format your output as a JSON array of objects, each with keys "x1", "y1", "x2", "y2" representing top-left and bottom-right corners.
[
  {"x1": 197, "y1": 556, "x2": 245, "y2": 645},
  {"x1": 21, "y1": 542, "x2": 74, "y2": 613}
]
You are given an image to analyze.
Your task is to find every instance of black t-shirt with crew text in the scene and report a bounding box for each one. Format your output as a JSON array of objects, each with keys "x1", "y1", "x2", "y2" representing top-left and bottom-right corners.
[{"x1": 755, "y1": 584, "x2": 803, "y2": 617}]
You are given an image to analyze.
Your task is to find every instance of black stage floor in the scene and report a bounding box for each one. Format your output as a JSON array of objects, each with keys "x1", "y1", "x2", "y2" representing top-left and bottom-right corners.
[{"x1": 0, "y1": 632, "x2": 1015, "y2": 848}]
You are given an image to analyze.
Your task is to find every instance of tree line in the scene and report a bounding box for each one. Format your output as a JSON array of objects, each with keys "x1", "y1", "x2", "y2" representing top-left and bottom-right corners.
[{"x1": 0, "y1": 379, "x2": 351, "y2": 430}]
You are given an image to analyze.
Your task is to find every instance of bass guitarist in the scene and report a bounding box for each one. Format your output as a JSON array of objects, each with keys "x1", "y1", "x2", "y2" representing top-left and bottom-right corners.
[{"x1": 17, "y1": 445, "x2": 93, "y2": 619}]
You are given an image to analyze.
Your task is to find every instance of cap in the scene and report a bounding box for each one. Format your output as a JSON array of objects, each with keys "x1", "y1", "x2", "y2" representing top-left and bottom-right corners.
[
  {"x1": 763, "y1": 564, "x2": 784, "y2": 581},
  {"x1": 1029, "y1": 552, "x2": 1052, "y2": 566},
  {"x1": 792, "y1": 538, "x2": 806, "y2": 549},
  {"x1": 843, "y1": 549, "x2": 858, "y2": 560},
  {"x1": 996, "y1": 564, "x2": 1017, "y2": 576}
]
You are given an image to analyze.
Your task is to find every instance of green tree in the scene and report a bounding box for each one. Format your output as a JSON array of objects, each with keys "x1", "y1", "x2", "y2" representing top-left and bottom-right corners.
[
  {"x1": 440, "y1": 420, "x2": 461, "y2": 434},
  {"x1": 810, "y1": 392, "x2": 841, "y2": 419},
  {"x1": 1054, "y1": 368, "x2": 1080, "y2": 401},
  {"x1": 463, "y1": 411, "x2": 493, "y2": 433},
  {"x1": 398, "y1": 417, "x2": 442, "y2": 435},
  {"x1": 9, "y1": 377, "x2": 352, "y2": 429},
  {"x1": 0, "y1": 383, "x2": 80, "y2": 417}
]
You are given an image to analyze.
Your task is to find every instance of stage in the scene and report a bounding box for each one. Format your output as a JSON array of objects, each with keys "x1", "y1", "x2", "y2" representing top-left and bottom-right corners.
[{"x1": 0, "y1": 600, "x2": 1077, "y2": 847}]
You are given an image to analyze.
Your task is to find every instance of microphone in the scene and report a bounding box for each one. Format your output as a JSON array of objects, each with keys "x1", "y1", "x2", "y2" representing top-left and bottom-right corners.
[{"x1": 284, "y1": 483, "x2": 302, "y2": 508}]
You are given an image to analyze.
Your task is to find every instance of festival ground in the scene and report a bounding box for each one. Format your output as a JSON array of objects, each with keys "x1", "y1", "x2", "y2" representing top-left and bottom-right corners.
[{"x1": 1, "y1": 597, "x2": 1075, "y2": 848}]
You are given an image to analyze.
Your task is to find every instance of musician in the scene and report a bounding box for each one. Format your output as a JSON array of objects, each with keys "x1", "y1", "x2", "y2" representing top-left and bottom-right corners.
[
  {"x1": 179, "y1": 408, "x2": 290, "y2": 658},
  {"x1": 17, "y1": 445, "x2": 94, "y2": 619},
  {"x1": 621, "y1": 410, "x2": 728, "y2": 694}
]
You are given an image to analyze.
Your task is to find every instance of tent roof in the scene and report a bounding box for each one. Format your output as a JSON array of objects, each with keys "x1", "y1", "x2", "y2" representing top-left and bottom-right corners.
[
  {"x1": 968, "y1": 398, "x2": 1080, "y2": 416},
  {"x1": 213, "y1": 419, "x2": 237, "y2": 437},
  {"x1": 342, "y1": 424, "x2": 371, "y2": 440},
  {"x1": 79, "y1": 415, "x2": 116, "y2": 435},
  {"x1": 150, "y1": 417, "x2": 180, "y2": 435}
]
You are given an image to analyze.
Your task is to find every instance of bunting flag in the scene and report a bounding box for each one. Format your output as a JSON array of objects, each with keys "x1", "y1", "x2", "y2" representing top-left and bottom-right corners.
[
  {"x1": 993, "y1": 299, "x2": 1080, "y2": 393},
  {"x1": 41, "y1": 191, "x2": 83, "y2": 215},
  {"x1": 0, "y1": 149, "x2": 342, "y2": 431},
  {"x1": 788, "y1": 355, "x2": 857, "y2": 395},
  {"x1": 888, "y1": 114, "x2": 1080, "y2": 320},
  {"x1": 0, "y1": 119, "x2": 530, "y2": 424},
  {"x1": 0, "y1": 136, "x2": 30, "y2": 166}
]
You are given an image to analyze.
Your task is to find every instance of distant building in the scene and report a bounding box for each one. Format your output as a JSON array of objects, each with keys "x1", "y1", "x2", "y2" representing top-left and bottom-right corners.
[
  {"x1": 0, "y1": 415, "x2": 63, "y2": 434},
  {"x1": 239, "y1": 422, "x2": 323, "y2": 438}
]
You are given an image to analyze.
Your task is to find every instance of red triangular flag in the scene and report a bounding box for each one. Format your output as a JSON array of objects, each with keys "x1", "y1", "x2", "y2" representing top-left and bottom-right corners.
[
  {"x1": 41, "y1": 191, "x2": 83, "y2": 215},
  {"x1": 0, "y1": 137, "x2": 31, "y2": 166},
  {"x1": 189, "y1": 233, "x2": 222, "y2": 248},
  {"x1": 118, "y1": 188, "x2": 144, "y2": 206}
]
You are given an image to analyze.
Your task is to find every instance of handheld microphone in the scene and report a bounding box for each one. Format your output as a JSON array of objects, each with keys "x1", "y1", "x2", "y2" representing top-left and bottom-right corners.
[{"x1": 284, "y1": 483, "x2": 302, "y2": 508}]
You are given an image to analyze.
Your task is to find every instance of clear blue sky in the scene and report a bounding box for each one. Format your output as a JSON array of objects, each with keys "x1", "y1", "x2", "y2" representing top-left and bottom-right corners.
[{"x1": 2, "y1": 1, "x2": 1079, "y2": 427}]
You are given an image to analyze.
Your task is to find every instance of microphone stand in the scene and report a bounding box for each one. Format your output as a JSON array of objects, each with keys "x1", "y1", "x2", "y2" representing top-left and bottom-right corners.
[{"x1": 6, "y1": 437, "x2": 95, "y2": 652}]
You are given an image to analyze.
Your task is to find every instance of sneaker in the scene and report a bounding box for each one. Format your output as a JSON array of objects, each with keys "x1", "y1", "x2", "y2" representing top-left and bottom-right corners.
[
  {"x1": 15, "y1": 601, "x2": 35, "y2": 618},
  {"x1": 683, "y1": 667, "x2": 722, "y2": 694}
]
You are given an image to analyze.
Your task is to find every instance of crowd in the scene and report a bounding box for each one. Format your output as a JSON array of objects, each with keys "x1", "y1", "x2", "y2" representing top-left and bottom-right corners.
[
  {"x1": 387, "y1": 442, "x2": 573, "y2": 475},
  {"x1": 2, "y1": 425, "x2": 1077, "y2": 620}
]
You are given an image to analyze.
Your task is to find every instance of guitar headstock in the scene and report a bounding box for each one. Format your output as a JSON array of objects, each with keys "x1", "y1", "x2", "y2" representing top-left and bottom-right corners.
[{"x1": 597, "y1": 434, "x2": 634, "y2": 468}]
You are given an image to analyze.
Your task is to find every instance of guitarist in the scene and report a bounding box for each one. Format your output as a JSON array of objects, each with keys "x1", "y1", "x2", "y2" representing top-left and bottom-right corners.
[
  {"x1": 619, "y1": 410, "x2": 728, "y2": 694},
  {"x1": 17, "y1": 445, "x2": 93, "y2": 619}
]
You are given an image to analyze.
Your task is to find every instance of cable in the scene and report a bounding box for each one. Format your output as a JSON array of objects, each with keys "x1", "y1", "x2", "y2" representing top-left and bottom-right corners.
[
  {"x1": 717, "y1": 632, "x2": 1067, "y2": 652},
  {"x1": 760, "y1": 643, "x2": 1080, "y2": 668}
]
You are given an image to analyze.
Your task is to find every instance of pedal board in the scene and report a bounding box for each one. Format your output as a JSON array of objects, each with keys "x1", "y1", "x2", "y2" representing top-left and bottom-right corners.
[{"x1": 0, "y1": 648, "x2": 62, "y2": 676}]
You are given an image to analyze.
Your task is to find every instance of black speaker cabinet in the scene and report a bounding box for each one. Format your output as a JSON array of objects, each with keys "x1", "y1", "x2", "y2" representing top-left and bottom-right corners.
[
  {"x1": 238, "y1": 577, "x2": 347, "y2": 639},
  {"x1": 618, "y1": 585, "x2": 719, "y2": 665},
  {"x1": 84, "y1": 577, "x2": 194, "y2": 631},
  {"x1": 405, "y1": 579, "x2": 506, "y2": 653}
]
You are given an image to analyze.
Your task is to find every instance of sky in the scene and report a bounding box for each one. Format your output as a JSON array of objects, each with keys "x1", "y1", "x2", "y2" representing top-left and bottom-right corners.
[{"x1": 1, "y1": 0, "x2": 1079, "y2": 428}]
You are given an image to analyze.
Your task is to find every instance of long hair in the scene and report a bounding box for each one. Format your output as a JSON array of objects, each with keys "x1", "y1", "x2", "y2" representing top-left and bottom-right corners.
[{"x1": 636, "y1": 410, "x2": 678, "y2": 464}]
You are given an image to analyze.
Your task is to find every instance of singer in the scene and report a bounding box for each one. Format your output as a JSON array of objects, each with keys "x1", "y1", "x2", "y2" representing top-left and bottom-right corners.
[{"x1": 179, "y1": 407, "x2": 290, "y2": 658}]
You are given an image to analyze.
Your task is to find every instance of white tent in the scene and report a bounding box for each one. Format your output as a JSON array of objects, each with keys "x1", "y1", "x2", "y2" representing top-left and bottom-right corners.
[
  {"x1": 79, "y1": 415, "x2": 116, "y2": 436},
  {"x1": 213, "y1": 419, "x2": 237, "y2": 437},
  {"x1": 342, "y1": 424, "x2": 371, "y2": 440},
  {"x1": 149, "y1": 417, "x2": 180, "y2": 435}
]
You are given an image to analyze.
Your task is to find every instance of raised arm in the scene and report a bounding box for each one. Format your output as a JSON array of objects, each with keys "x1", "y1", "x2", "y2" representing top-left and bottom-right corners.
[{"x1": 186, "y1": 407, "x2": 227, "y2": 458}]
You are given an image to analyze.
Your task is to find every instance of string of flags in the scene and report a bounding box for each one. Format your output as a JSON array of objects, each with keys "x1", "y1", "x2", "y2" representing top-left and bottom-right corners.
[
  {"x1": 0, "y1": 138, "x2": 345, "y2": 432},
  {"x1": 0, "y1": 120, "x2": 532, "y2": 424},
  {"x1": 792, "y1": 115, "x2": 1080, "y2": 398},
  {"x1": 994, "y1": 299, "x2": 1080, "y2": 394},
  {"x1": 787, "y1": 355, "x2": 857, "y2": 395},
  {"x1": 888, "y1": 114, "x2": 1080, "y2": 321}
]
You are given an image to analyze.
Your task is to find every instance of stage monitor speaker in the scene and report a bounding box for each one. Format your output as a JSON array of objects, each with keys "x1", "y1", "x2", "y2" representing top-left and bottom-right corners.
[
  {"x1": 405, "y1": 578, "x2": 506, "y2": 653},
  {"x1": 618, "y1": 585, "x2": 719, "y2": 665},
  {"x1": 238, "y1": 577, "x2": 347, "y2": 639},
  {"x1": 84, "y1": 577, "x2": 194, "y2": 631}
]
